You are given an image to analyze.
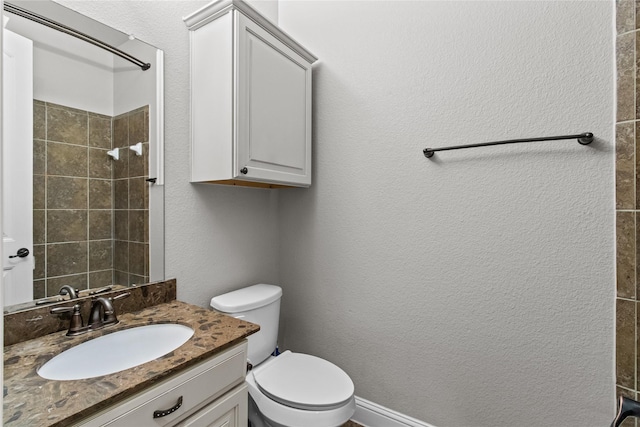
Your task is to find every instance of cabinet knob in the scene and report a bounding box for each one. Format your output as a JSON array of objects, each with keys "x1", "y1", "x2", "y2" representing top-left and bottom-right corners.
[{"x1": 240, "y1": 167, "x2": 248, "y2": 175}]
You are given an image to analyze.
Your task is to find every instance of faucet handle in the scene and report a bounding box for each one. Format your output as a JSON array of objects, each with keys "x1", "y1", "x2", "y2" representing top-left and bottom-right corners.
[
  {"x1": 103, "y1": 292, "x2": 130, "y2": 324},
  {"x1": 111, "y1": 292, "x2": 131, "y2": 302},
  {"x1": 50, "y1": 304, "x2": 78, "y2": 314},
  {"x1": 90, "y1": 292, "x2": 131, "y2": 328},
  {"x1": 50, "y1": 304, "x2": 86, "y2": 336}
]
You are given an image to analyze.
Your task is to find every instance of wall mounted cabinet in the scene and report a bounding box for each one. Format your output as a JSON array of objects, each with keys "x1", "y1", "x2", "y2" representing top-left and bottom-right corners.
[{"x1": 184, "y1": 0, "x2": 318, "y2": 188}]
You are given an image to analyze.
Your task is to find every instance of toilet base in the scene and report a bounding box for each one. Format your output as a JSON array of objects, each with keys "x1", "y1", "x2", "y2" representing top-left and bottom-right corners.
[
  {"x1": 248, "y1": 394, "x2": 277, "y2": 427},
  {"x1": 248, "y1": 392, "x2": 353, "y2": 427}
]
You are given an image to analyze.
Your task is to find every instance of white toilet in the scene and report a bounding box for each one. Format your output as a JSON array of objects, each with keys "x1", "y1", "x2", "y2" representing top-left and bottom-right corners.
[{"x1": 210, "y1": 284, "x2": 356, "y2": 427}]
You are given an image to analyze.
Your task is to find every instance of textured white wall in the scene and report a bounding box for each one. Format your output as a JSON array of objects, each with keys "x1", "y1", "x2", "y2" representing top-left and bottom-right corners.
[
  {"x1": 51, "y1": 1, "x2": 615, "y2": 425},
  {"x1": 113, "y1": 39, "x2": 157, "y2": 116},
  {"x1": 277, "y1": 1, "x2": 615, "y2": 426},
  {"x1": 7, "y1": 17, "x2": 115, "y2": 114},
  {"x1": 56, "y1": 0, "x2": 281, "y2": 307},
  {"x1": 32, "y1": 43, "x2": 113, "y2": 114}
]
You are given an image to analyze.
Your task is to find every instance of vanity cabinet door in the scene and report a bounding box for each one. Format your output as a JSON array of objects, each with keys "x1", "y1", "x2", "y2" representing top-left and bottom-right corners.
[
  {"x1": 176, "y1": 383, "x2": 247, "y2": 427},
  {"x1": 234, "y1": 13, "x2": 312, "y2": 188}
]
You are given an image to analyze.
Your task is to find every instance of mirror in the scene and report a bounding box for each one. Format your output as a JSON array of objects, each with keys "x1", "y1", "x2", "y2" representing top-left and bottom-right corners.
[{"x1": 2, "y1": 0, "x2": 164, "y2": 312}]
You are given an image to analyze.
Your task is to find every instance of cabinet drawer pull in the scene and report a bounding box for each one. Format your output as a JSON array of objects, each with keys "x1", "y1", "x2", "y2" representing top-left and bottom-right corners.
[{"x1": 153, "y1": 396, "x2": 183, "y2": 418}]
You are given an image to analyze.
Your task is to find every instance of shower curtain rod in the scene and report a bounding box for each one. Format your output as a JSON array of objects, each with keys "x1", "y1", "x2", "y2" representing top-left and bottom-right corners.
[
  {"x1": 423, "y1": 132, "x2": 594, "y2": 158},
  {"x1": 3, "y1": 2, "x2": 151, "y2": 71}
]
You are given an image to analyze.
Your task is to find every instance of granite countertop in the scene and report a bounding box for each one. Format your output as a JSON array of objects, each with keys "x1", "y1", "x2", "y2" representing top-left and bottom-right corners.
[{"x1": 3, "y1": 300, "x2": 259, "y2": 427}]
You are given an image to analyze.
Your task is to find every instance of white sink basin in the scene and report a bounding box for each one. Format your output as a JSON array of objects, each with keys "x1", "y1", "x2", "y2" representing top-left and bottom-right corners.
[{"x1": 38, "y1": 324, "x2": 194, "y2": 381}]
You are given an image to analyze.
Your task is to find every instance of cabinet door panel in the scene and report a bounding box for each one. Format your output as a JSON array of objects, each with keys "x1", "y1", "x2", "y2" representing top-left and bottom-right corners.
[
  {"x1": 236, "y1": 14, "x2": 312, "y2": 186},
  {"x1": 177, "y1": 383, "x2": 248, "y2": 427}
]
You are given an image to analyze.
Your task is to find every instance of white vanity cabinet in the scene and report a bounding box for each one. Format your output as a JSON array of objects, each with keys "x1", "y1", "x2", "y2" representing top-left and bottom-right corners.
[
  {"x1": 77, "y1": 341, "x2": 248, "y2": 427},
  {"x1": 184, "y1": 0, "x2": 318, "y2": 188}
]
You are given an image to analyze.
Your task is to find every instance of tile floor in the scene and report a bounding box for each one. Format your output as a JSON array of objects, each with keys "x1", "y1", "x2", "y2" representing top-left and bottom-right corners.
[{"x1": 342, "y1": 421, "x2": 364, "y2": 427}]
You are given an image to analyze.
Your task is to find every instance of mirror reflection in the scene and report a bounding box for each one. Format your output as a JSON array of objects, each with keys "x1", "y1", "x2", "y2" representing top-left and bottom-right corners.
[{"x1": 2, "y1": 0, "x2": 164, "y2": 312}]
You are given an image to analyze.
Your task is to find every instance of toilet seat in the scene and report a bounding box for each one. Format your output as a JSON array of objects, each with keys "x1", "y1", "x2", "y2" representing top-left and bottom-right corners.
[{"x1": 252, "y1": 351, "x2": 354, "y2": 411}]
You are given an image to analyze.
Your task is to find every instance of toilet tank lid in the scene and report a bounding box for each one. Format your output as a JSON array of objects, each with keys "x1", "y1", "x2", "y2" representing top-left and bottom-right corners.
[{"x1": 210, "y1": 284, "x2": 282, "y2": 313}]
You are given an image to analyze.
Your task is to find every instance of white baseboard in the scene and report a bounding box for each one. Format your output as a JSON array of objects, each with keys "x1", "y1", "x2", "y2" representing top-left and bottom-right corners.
[{"x1": 351, "y1": 396, "x2": 436, "y2": 427}]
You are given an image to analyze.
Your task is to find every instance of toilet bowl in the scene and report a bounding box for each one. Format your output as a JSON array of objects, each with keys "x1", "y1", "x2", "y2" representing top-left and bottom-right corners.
[
  {"x1": 246, "y1": 352, "x2": 356, "y2": 427},
  {"x1": 210, "y1": 284, "x2": 356, "y2": 427}
]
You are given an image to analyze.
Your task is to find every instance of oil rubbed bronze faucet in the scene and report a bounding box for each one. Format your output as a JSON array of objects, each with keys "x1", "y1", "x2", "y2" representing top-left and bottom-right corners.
[
  {"x1": 59, "y1": 285, "x2": 79, "y2": 299},
  {"x1": 50, "y1": 292, "x2": 130, "y2": 336},
  {"x1": 50, "y1": 304, "x2": 86, "y2": 336},
  {"x1": 88, "y1": 293, "x2": 130, "y2": 330}
]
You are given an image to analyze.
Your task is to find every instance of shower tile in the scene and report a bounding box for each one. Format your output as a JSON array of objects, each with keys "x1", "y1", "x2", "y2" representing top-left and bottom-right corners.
[
  {"x1": 618, "y1": 122, "x2": 635, "y2": 209},
  {"x1": 144, "y1": 243, "x2": 149, "y2": 276},
  {"x1": 129, "y1": 109, "x2": 148, "y2": 145},
  {"x1": 144, "y1": 107, "x2": 149, "y2": 139},
  {"x1": 46, "y1": 273, "x2": 88, "y2": 297},
  {"x1": 46, "y1": 210, "x2": 87, "y2": 243},
  {"x1": 618, "y1": 32, "x2": 635, "y2": 122},
  {"x1": 113, "y1": 115, "x2": 129, "y2": 148},
  {"x1": 89, "y1": 240, "x2": 113, "y2": 271},
  {"x1": 618, "y1": 211, "x2": 636, "y2": 299},
  {"x1": 33, "y1": 210, "x2": 45, "y2": 245},
  {"x1": 114, "y1": 240, "x2": 129, "y2": 272},
  {"x1": 129, "y1": 274, "x2": 148, "y2": 286},
  {"x1": 47, "y1": 105, "x2": 88, "y2": 146},
  {"x1": 129, "y1": 177, "x2": 147, "y2": 210},
  {"x1": 89, "y1": 179, "x2": 112, "y2": 210},
  {"x1": 33, "y1": 139, "x2": 45, "y2": 175},
  {"x1": 129, "y1": 210, "x2": 145, "y2": 243},
  {"x1": 89, "y1": 210, "x2": 112, "y2": 241},
  {"x1": 89, "y1": 270, "x2": 113, "y2": 289},
  {"x1": 129, "y1": 242, "x2": 146, "y2": 276},
  {"x1": 114, "y1": 270, "x2": 129, "y2": 287},
  {"x1": 47, "y1": 142, "x2": 88, "y2": 177},
  {"x1": 618, "y1": 0, "x2": 635, "y2": 34},
  {"x1": 635, "y1": 212, "x2": 640, "y2": 297},
  {"x1": 635, "y1": 301, "x2": 640, "y2": 391},
  {"x1": 33, "y1": 101, "x2": 46, "y2": 140},
  {"x1": 129, "y1": 142, "x2": 148, "y2": 178},
  {"x1": 33, "y1": 280, "x2": 45, "y2": 300},
  {"x1": 89, "y1": 148, "x2": 112, "y2": 179},
  {"x1": 33, "y1": 175, "x2": 45, "y2": 210},
  {"x1": 89, "y1": 114, "x2": 112, "y2": 149},
  {"x1": 46, "y1": 242, "x2": 88, "y2": 277},
  {"x1": 144, "y1": 210, "x2": 149, "y2": 244},
  {"x1": 617, "y1": 298, "x2": 636, "y2": 389},
  {"x1": 114, "y1": 179, "x2": 129, "y2": 210},
  {"x1": 635, "y1": 32, "x2": 640, "y2": 119},
  {"x1": 114, "y1": 210, "x2": 129, "y2": 241},
  {"x1": 113, "y1": 148, "x2": 129, "y2": 179},
  {"x1": 33, "y1": 245, "x2": 45, "y2": 280},
  {"x1": 47, "y1": 176, "x2": 87, "y2": 210}
]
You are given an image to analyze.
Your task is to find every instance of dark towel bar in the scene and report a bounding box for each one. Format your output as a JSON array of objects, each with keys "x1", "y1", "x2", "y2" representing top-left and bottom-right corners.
[{"x1": 423, "y1": 132, "x2": 593, "y2": 158}]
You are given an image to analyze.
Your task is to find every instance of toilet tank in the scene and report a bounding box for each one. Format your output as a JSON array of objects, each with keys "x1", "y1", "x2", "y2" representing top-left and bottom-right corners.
[{"x1": 210, "y1": 284, "x2": 282, "y2": 366}]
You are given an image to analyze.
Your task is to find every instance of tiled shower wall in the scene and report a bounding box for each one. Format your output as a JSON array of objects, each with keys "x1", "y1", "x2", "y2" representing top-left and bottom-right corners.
[
  {"x1": 617, "y1": 1, "x2": 640, "y2": 422},
  {"x1": 32, "y1": 101, "x2": 114, "y2": 298},
  {"x1": 112, "y1": 107, "x2": 150, "y2": 286},
  {"x1": 32, "y1": 101, "x2": 149, "y2": 299}
]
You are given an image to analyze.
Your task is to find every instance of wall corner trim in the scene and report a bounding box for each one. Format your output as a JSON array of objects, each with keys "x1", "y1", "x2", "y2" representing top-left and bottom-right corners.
[{"x1": 352, "y1": 396, "x2": 436, "y2": 427}]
